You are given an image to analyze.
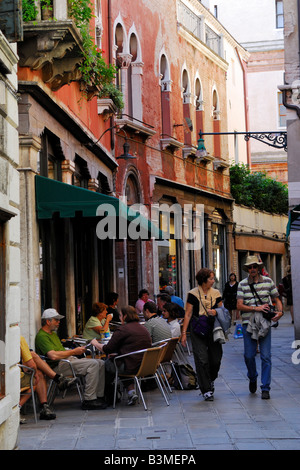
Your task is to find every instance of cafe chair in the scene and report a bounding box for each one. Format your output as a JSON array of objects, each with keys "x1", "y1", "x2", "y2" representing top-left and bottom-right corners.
[
  {"x1": 113, "y1": 344, "x2": 170, "y2": 411},
  {"x1": 39, "y1": 356, "x2": 84, "y2": 405},
  {"x1": 18, "y1": 364, "x2": 38, "y2": 423},
  {"x1": 157, "y1": 337, "x2": 184, "y2": 392}
]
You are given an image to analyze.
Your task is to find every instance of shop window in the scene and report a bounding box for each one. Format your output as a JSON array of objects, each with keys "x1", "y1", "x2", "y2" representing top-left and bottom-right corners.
[
  {"x1": 212, "y1": 221, "x2": 226, "y2": 292},
  {"x1": 73, "y1": 155, "x2": 90, "y2": 188},
  {"x1": 158, "y1": 213, "x2": 180, "y2": 294},
  {"x1": 98, "y1": 172, "x2": 111, "y2": 195},
  {"x1": 39, "y1": 130, "x2": 64, "y2": 181}
]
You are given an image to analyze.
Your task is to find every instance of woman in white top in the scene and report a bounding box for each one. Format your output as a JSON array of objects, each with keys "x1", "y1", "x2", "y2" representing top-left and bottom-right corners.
[{"x1": 162, "y1": 302, "x2": 181, "y2": 337}]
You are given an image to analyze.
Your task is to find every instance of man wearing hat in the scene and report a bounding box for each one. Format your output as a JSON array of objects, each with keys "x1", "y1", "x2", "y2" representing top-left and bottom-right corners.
[
  {"x1": 35, "y1": 308, "x2": 107, "y2": 410},
  {"x1": 237, "y1": 255, "x2": 283, "y2": 399}
]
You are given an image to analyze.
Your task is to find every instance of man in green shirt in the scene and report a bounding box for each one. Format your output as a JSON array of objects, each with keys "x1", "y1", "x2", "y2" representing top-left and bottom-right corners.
[{"x1": 35, "y1": 308, "x2": 107, "y2": 410}]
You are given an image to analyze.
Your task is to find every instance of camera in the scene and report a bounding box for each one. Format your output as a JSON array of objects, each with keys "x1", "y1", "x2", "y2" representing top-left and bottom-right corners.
[{"x1": 263, "y1": 304, "x2": 276, "y2": 321}]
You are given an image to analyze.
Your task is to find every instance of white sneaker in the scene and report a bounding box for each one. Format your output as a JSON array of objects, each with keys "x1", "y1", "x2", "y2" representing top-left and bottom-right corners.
[
  {"x1": 203, "y1": 391, "x2": 214, "y2": 401},
  {"x1": 127, "y1": 393, "x2": 138, "y2": 406}
]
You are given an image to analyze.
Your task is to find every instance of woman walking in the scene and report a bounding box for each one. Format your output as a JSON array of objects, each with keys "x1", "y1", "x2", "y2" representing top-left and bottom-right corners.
[
  {"x1": 223, "y1": 273, "x2": 239, "y2": 325},
  {"x1": 181, "y1": 268, "x2": 223, "y2": 401}
]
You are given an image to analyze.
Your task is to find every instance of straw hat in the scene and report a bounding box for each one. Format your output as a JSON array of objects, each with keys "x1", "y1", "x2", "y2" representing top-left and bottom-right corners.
[{"x1": 243, "y1": 255, "x2": 264, "y2": 271}]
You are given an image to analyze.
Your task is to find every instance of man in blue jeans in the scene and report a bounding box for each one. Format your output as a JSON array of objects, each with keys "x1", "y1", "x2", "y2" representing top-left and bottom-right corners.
[{"x1": 237, "y1": 255, "x2": 283, "y2": 399}]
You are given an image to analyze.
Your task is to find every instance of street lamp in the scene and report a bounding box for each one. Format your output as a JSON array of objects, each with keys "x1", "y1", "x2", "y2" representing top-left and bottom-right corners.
[
  {"x1": 196, "y1": 134, "x2": 208, "y2": 158},
  {"x1": 116, "y1": 140, "x2": 136, "y2": 160},
  {"x1": 92, "y1": 125, "x2": 136, "y2": 160}
]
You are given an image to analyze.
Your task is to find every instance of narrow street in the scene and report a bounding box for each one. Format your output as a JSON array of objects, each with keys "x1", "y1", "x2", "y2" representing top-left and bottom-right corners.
[{"x1": 17, "y1": 313, "x2": 300, "y2": 452}]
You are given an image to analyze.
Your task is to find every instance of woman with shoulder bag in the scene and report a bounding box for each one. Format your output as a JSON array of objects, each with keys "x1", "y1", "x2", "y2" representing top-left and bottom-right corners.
[{"x1": 181, "y1": 268, "x2": 223, "y2": 401}]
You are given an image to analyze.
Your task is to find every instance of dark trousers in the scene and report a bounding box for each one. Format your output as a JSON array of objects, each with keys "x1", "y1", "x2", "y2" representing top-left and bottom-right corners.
[{"x1": 190, "y1": 329, "x2": 223, "y2": 394}]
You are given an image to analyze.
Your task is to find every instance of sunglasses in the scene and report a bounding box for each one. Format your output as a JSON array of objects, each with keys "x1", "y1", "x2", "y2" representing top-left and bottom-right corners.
[{"x1": 248, "y1": 264, "x2": 258, "y2": 269}]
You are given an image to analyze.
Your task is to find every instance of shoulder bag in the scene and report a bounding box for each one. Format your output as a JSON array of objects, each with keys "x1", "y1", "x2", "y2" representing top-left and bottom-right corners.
[
  {"x1": 190, "y1": 290, "x2": 213, "y2": 336},
  {"x1": 249, "y1": 283, "x2": 276, "y2": 321}
]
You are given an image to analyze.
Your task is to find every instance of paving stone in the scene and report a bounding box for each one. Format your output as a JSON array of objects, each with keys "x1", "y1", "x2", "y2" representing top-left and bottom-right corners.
[{"x1": 17, "y1": 316, "x2": 300, "y2": 451}]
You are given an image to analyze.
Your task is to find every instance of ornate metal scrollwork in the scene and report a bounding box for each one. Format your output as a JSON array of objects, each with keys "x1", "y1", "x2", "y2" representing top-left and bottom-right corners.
[{"x1": 244, "y1": 132, "x2": 287, "y2": 151}]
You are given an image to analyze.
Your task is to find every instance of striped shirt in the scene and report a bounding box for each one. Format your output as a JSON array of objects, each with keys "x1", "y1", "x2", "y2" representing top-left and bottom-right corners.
[
  {"x1": 237, "y1": 275, "x2": 279, "y2": 323},
  {"x1": 143, "y1": 315, "x2": 172, "y2": 344}
]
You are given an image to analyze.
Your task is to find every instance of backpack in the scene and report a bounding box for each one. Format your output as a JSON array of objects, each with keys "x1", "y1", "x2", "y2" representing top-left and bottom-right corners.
[{"x1": 171, "y1": 363, "x2": 198, "y2": 390}]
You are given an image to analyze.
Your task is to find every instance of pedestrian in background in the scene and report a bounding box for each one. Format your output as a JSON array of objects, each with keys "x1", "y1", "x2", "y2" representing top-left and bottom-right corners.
[
  {"x1": 282, "y1": 265, "x2": 294, "y2": 324},
  {"x1": 237, "y1": 255, "x2": 283, "y2": 399},
  {"x1": 181, "y1": 268, "x2": 223, "y2": 402},
  {"x1": 223, "y1": 273, "x2": 240, "y2": 325}
]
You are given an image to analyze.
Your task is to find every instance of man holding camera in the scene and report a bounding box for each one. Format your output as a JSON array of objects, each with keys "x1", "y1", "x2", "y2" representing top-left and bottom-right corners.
[{"x1": 237, "y1": 255, "x2": 283, "y2": 399}]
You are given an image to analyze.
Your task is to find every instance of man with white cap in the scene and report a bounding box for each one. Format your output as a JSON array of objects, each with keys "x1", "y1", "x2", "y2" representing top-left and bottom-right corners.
[
  {"x1": 35, "y1": 308, "x2": 107, "y2": 410},
  {"x1": 237, "y1": 255, "x2": 283, "y2": 399}
]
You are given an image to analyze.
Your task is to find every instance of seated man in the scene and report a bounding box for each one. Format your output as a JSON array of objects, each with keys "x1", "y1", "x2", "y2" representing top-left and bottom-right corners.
[
  {"x1": 35, "y1": 308, "x2": 107, "y2": 410},
  {"x1": 20, "y1": 336, "x2": 56, "y2": 421},
  {"x1": 135, "y1": 289, "x2": 155, "y2": 321},
  {"x1": 156, "y1": 293, "x2": 171, "y2": 316},
  {"x1": 164, "y1": 286, "x2": 184, "y2": 308},
  {"x1": 143, "y1": 301, "x2": 172, "y2": 344}
]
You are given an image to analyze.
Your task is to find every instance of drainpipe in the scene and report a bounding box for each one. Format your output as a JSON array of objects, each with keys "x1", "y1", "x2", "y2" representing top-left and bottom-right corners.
[
  {"x1": 278, "y1": 0, "x2": 300, "y2": 118},
  {"x1": 108, "y1": 0, "x2": 115, "y2": 150}
]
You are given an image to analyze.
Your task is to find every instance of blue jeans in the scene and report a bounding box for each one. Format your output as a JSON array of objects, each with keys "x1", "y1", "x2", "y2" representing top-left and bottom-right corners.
[{"x1": 242, "y1": 324, "x2": 272, "y2": 391}]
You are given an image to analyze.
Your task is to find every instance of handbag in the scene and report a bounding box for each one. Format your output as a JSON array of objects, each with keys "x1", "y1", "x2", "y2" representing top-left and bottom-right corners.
[
  {"x1": 190, "y1": 290, "x2": 213, "y2": 336},
  {"x1": 190, "y1": 314, "x2": 210, "y2": 336},
  {"x1": 249, "y1": 283, "x2": 276, "y2": 321}
]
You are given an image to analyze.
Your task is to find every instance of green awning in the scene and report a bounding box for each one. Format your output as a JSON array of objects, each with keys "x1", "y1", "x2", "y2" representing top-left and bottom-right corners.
[{"x1": 35, "y1": 175, "x2": 162, "y2": 239}]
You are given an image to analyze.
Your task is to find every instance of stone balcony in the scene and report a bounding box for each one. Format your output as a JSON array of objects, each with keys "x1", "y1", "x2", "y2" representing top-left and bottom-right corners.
[{"x1": 18, "y1": 0, "x2": 86, "y2": 91}]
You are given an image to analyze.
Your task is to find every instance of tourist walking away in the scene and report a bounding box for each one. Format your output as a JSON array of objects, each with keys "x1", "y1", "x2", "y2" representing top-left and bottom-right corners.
[
  {"x1": 35, "y1": 308, "x2": 107, "y2": 410},
  {"x1": 282, "y1": 265, "x2": 294, "y2": 324},
  {"x1": 223, "y1": 273, "x2": 239, "y2": 325},
  {"x1": 236, "y1": 255, "x2": 283, "y2": 399},
  {"x1": 181, "y1": 268, "x2": 223, "y2": 401}
]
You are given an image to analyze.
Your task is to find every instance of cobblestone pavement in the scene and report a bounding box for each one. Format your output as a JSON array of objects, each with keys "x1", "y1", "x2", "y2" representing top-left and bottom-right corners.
[{"x1": 17, "y1": 313, "x2": 300, "y2": 452}]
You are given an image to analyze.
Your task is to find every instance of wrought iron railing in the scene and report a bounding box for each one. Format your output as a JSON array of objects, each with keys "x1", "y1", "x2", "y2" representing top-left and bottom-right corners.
[{"x1": 177, "y1": 1, "x2": 222, "y2": 57}]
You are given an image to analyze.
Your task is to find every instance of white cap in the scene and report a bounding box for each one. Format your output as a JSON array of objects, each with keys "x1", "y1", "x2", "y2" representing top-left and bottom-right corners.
[{"x1": 41, "y1": 308, "x2": 64, "y2": 320}]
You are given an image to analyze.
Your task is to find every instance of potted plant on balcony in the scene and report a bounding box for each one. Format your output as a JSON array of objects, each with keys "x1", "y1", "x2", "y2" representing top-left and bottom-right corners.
[
  {"x1": 22, "y1": 0, "x2": 37, "y2": 21},
  {"x1": 41, "y1": 0, "x2": 53, "y2": 20},
  {"x1": 69, "y1": 0, "x2": 123, "y2": 108}
]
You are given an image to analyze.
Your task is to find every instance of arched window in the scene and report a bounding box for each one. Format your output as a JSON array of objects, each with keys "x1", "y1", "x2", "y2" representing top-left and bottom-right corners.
[
  {"x1": 115, "y1": 23, "x2": 126, "y2": 98},
  {"x1": 160, "y1": 53, "x2": 172, "y2": 137},
  {"x1": 95, "y1": 0, "x2": 103, "y2": 50},
  {"x1": 212, "y1": 88, "x2": 221, "y2": 157},
  {"x1": 128, "y1": 31, "x2": 143, "y2": 121},
  {"x1": 182, "y1": 69, "x2": 192, "y2": 145},
  {"x1": 212, "y1": 89, "x2": 220, "y2": 120},
  {"x1": 195, "y1": 77, "x2": 204, "y2": 134}
]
